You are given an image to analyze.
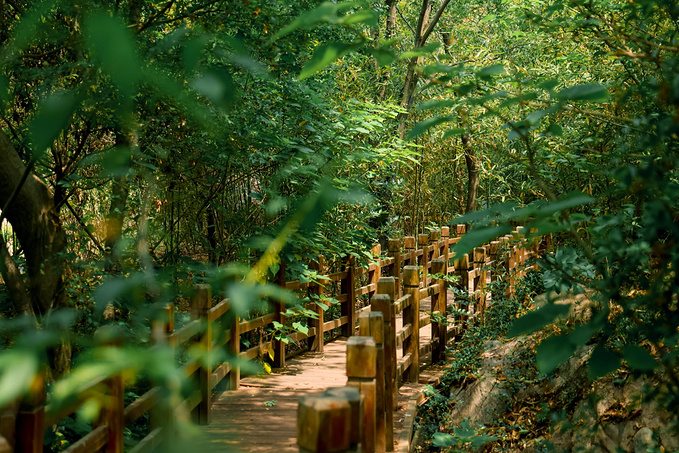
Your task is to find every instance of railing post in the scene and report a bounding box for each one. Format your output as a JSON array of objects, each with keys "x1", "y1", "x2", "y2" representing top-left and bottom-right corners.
[
  {"x1": 359, "y1": 312, "x2": 386, "y2": 453},
  {"x1": 371, "y1": 292, "x2": 395, "y2": 451},
  {"x1": 274, "y1": 261, "x2": 287, "y2": 369},
  {"x1": 309, "y1": 256, "x2": 326, "y2": 352},
  {"x1": 341, "y1": 256, "x2": 357, "y2": 337},
  {"x1": 370, "y1": 245, "x2": 382, "y2": 298},
  {"x1": 229, "y1": 309, "x2": 240, "y2": 390},
  {"x1": 430, "y1": 259, "x2": 447, "y2": 363},
  {"x1": 404, "y1": 236, "x2": 416, "y2": 268},
  {"x1": 473, "y1": 247, "x2": 487, "y2": 318},
  {"x1": 387, "y1": 239, "x2": 402, "y2": 298},
  {"x1": 15, "y1": 375, "x2": 45, "y2": 453},
  {"x1": 191, "y1": 284, "x2": 212, "y2": 424},
  {"x1": 346, "y1": 336, "x2": 377, "y2": 453},
  {"x1": 150, "y1": 304, "x2": 175, "y2": 435},
  {"x1": 323, "y1": 387, "x2": 362, "y2": 450},
  {"x1": 441, "y1": 226, "x2": 451, "y2": 272},
  {"x1": 402, "y1": 266, "x2": 420, "y2": 383},
  {"x1": 417, "y1": 233, "x2": 429, "y2": 286},
  {"x1": 429, "y1": 230, "x2": 441, "y2": 259},
  {"x1": 454, "y1": 251, "x2": 472, "y2": 319},
  {"x1": 94, "y1": 327, "x2": 125, "y2": 453},
  {"x1": 298, "y1": 394, "x2": 352, "y2": 452}
]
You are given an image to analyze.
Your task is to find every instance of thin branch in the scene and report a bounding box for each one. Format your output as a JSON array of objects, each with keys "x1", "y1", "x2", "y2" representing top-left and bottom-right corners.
[
  {"x1": 420, "y1": 0, "x2": 453, "y2": 45},
  {"x1": 396, "y1": 6, "x2": 417, "y2": 36},
  {"x1": 64, "y1": 201, "x2": 105, "y2": 254}
]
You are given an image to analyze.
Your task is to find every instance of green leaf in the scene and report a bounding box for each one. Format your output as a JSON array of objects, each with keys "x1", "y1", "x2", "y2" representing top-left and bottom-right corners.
[
  {"x1": 338, "y1": 9, "x2": 379, "y2": 29},
  {"x1": 0, "y1": 351, "x2": 39, "y2": 407},
  {"x1": 452, "y1": 224, "x2": 513, "y2": 258},
  {"x1": 365, "y1": 47, "x2": 396, "y2": 66},
  {"x1": 299, "y1": 42, "x2": 360, "y2": 79},
  {"x1": 399, "y1": 42, "x2": 441, "y2": 59},
  {"x1": 85, "y1": 11, "x2": 141, "y2": 100},
  {"x1": 476, "y1": 64, "x2": 506, "y2": 78},
  {"x1": 589, "y1": 345, "x2": 620, "y2": 379},
  {"x1": 442, "y1": 128, "x2": 466, "y2": 139},
  {"x1": 507, "y1": 303, "x2": 571, "y2": 338},
  {"x1": 557, "y1": 83, "x2": 610, "y2": 102},
  {"x1": 537, "y1": 335, "x2": 576, "y2": 374},
  {"x1": 432, "y1": 432, "x2": 458, "y2": 448},
  {"x1": 29, "y1": 90, "x2": 79, "y2": 159},
  {"x1": 535, "y1": 191, "x2": 594, "y2": 216},
  {"x1": 622, "y1": 345, "x2": 657, "y2": 371},
  {"x1": 272, "y1": 2, "x2": 368, "y2": 41},
  {"x1": 292, "y1": 321, "x2": 309, "y2": 336},
  {"x1": 406, "y1": 115, "x2": 454, "y2": 140},
  {"x1": 416, "y1": 99, "x2": 458, "y2": 111}
]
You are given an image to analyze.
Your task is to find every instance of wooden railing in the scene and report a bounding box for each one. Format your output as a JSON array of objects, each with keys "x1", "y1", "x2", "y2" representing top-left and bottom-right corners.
[
  {"x1": 296, "y1": 225, "x2": 541, "y2": 453},
  {"x1": 0, "y1": 224, "x2": 540, "y2": 453}
]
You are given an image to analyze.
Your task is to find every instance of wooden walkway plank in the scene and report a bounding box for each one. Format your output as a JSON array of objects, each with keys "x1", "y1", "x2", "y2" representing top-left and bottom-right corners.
[{"x1": 200, "y1": 289, "x2": 455, "y2": 452}]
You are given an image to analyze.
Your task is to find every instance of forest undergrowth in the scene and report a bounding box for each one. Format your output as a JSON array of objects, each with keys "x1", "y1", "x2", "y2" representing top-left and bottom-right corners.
[{"x1": 415, "y1": 270, "x2": 679, "y2": 453}]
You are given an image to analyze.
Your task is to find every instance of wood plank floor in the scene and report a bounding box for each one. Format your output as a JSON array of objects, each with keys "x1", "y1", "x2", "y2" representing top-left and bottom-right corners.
[{"x1": 199, "y1": 290, "x2": 453, "y2": 452}]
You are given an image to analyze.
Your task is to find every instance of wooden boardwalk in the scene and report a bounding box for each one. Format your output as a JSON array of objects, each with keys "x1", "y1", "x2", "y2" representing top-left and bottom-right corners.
[{"x1": 200, "y1": 295, "x2": 446, "y2": 453}]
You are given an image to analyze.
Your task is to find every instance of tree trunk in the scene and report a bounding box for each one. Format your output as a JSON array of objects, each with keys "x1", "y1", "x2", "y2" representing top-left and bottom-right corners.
[
  {"x1": 0, "y1": 130, "x2": 71, "y2": 376},
  {"x1": 462, "y1": 131, "x2": 479, "y2": 213}
]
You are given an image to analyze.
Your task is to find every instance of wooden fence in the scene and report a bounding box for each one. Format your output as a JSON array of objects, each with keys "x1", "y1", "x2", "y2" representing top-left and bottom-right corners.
[
  {"x1": 0, "y1": 225, "x2": 539, "y2": 453},
  {"x1": 297, "y1": 225, "x2": 541, "y2": 453}
]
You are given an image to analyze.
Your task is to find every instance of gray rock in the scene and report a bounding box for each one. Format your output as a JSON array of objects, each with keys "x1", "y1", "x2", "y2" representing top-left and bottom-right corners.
[{"x1": 634, "y1": 427, "x2": 655, "y2": 453}]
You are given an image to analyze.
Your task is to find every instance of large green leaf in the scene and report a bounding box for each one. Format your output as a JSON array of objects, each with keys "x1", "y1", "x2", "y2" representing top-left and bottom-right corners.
[
  {"x1": 557, "y1": 83, "x2": 610, "y2": 102},
  {"x1": 622, "y1": 345, "x2": 657, "y2": 371},
  {"x1": 536, "y1": 335, "x2": 576, "y2": 374},
  {"x1": 85, "y1": 11, "x2": 141, "y2": 100},
  {"x1": 589, "y1": 345, "x2": 620, "y2": 379},
  {"x1": 272, "y1": 2, "x2": 374, "y2": 41},
  {"x1": 28, "y1": 90, "x2": 79, "y2": 159},
  {"x1": 299, "y1": 42, "x2": 361, "y2": 79},
  {"x1": 451, "y1": 224, "x2": 513, "y2": 258},
  {"x1": 406, "y1": 115, "x2": 454, "y2": 140},
  {"x1": 507, "y1": 303, "x2": 571, "y2": 338}
]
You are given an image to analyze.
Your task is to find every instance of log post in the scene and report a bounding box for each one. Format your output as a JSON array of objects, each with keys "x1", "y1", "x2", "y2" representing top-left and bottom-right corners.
[
  {"x1": 298, "y1": 394, "x2": 352, "y2": 453},
  {"x1": 387, "y1": 239, "x2": 402, "y2": 298},
  {"x1": 369, "y1": 245, "x2": 382, "y2": 299},
  {"x1": 473, "y1": 247, "x2": 487, "y2": 318},
  {"x1": 341, "y1": 256, "x2": 357, "y2": 337},
  {"x1": 324, "y1": 387, "x2": 362, "y2": 450},
  {"x1": 229, "y1": 312, "x2": 240, "y2": 390},
  {"x1": 404, "y1": 236, "x2": 416, "y2": 268},
  {"x1": 309, "y1": 256, "x2": 326, "y2": 352},
  {"x1": 455, "y1": 224, "x2": 466, "y2": 236},
  {"x1": 150, "y1": 304, "x2": 175, "y2": 435},
  {"x1": 402, "y1": 266, "x2": 420, "y2": 383},
  {"x1": 94, "y1": 327, "x2": 125, "y2": 453},
  {"x1": 274, "y1": 261, "x2": 287, "y2": 368},
  {"x1": 441, "y1": 226, "x2": 451, "y2": 273},
  {"x1": 191, "y1": 284, "x2": 212, "y2": 424},
  {"x1": 454, "y1": 252, "x2": 472, "y2": 319},
  {"x1": 429, "y1": 230, "x2": 441, "y2": 259},
  {"x1": 430, "y1": 259, "x2": 447, "y2": 363},
  {"x1": 15, "y1": 374, "x2": 45, "y2": 453},
  {"x1": 377, "y1": 276, "x2": 398, "y2": 416},
  {"x1": 359, "y1": 312, "x2": 386, "y2": 453},
  {"x1": 346, "y1": 336, "x2": 377, "y2": 453},
  {"x1": 371, "y1": 292, "x2": 395, "y2": 451},
  {"x1": 417, "y1": 233, "x2": 429, "y2": 286}
]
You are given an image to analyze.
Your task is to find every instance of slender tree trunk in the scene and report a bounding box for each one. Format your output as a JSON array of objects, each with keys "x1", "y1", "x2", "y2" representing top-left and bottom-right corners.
[
  {"x1": 105, "y1": 132, "x2": 131, "y2": 271},
  {"x1": 462, "y1": 131, "x2": 479, "y2": 213}
]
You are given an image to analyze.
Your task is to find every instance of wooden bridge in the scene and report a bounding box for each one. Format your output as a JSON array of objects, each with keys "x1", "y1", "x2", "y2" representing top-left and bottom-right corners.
[{"x1": 1, "y1": 225, "x2": 539, "y2": 453}]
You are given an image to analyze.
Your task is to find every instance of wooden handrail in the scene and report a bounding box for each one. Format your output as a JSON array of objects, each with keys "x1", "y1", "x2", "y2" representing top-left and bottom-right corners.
[{"x1": 5, "y1": 225, "x2": 543, "y2": 453}]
